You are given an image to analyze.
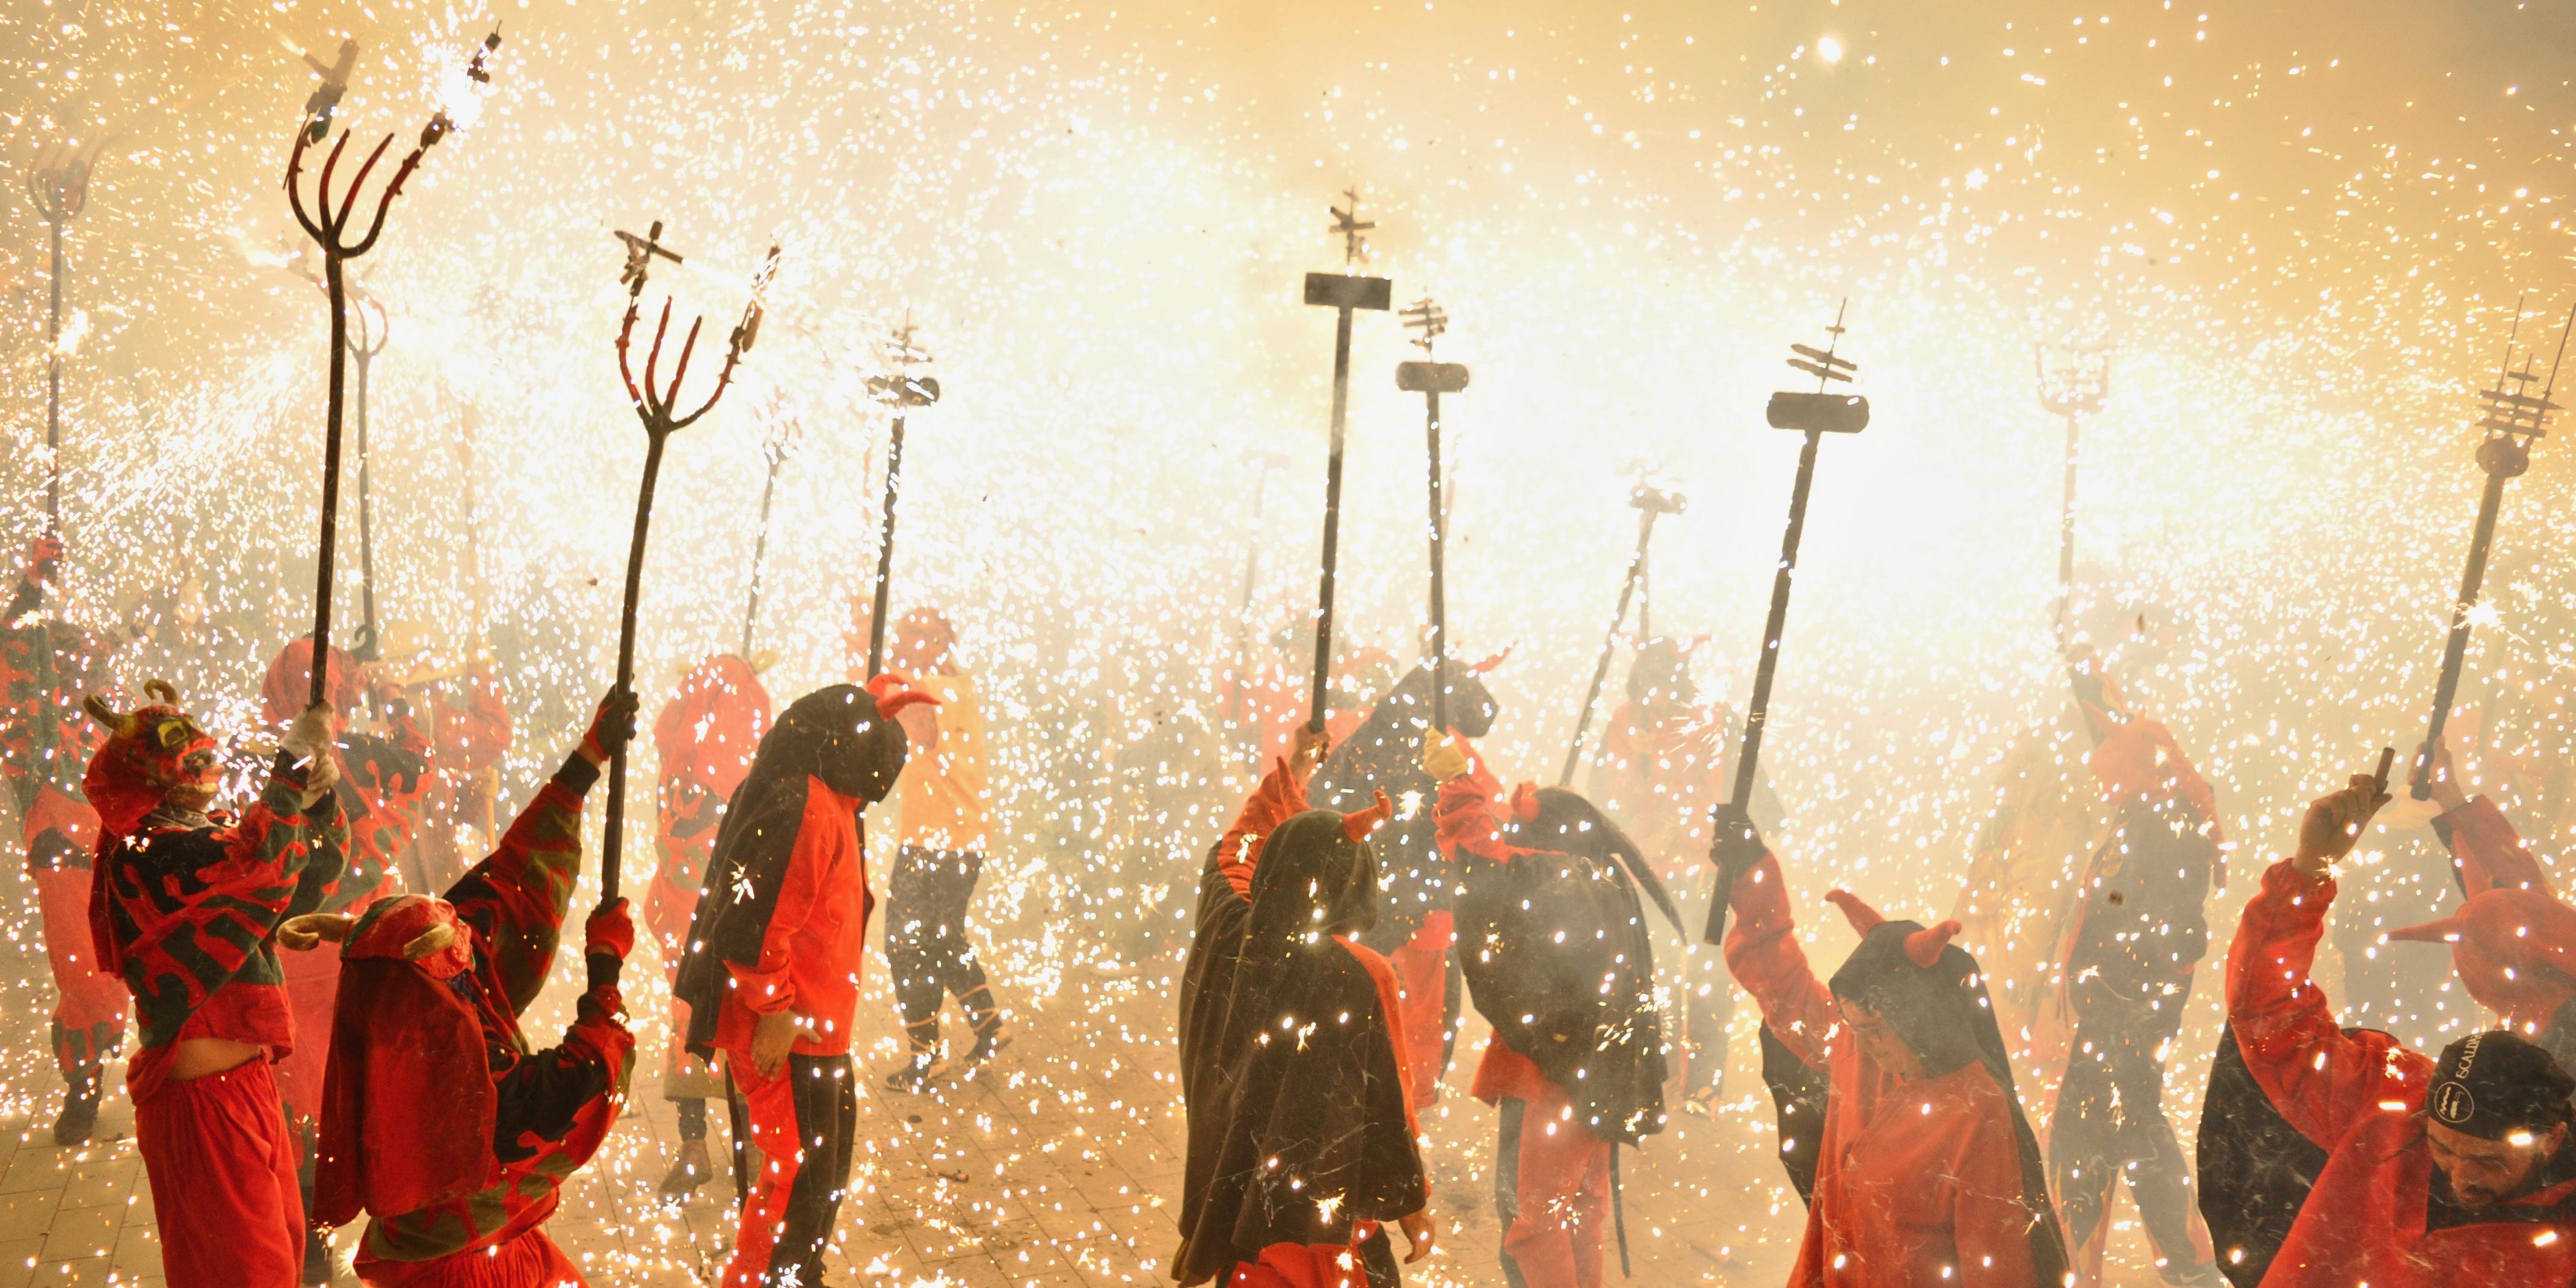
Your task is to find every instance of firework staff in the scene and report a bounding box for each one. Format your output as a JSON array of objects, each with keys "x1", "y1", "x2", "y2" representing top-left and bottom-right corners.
[
  {"x1": 1590, "y1": 636, "x2": 1754, "y2": 1117},
  {"x1": 674, "y1": 677, "x2": 937, "y2": 1288},
  {"x1": 260, "y1": 636, "x2": 434, "y2": 1281},
  {"x1": 84, "y1": 686, "x2": 346, "y2": 1287},
  {"x1": 1429, "y1": 734, "x2": 1678, "y2": 1288},
  {"x1": 1171, "y1": 750, "x2": 1437, "y2": 1286},
  {"x1": 880, "y1": 608, "x2": 1010, "y2": 1090},
  {"x1": 1310, "y1": 657, "x2": 1502, "y2": 1108},
  {"x1": 646, "y1": 652, "x2": 772, "y2": 1201},
  {"x1": 2047, "y1": 701, "x2": 2228, "y2": 1284},
  {"x1": 2219, "y1": 770, "x2": 2576, "y2": 1286},
  {"x1": 0, "y1": 533, "x2": 132, "y2": 1144},
  {"x1": 1710, "y1": 807, "x2": 2069, "y2": 1288},
  {"x1": 294, "y1": 690, "x2": 638, "y2": 1287}
]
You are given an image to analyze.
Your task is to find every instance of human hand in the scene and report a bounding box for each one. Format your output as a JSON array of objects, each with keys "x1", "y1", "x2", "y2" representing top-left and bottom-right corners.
[
  {"x1": 1290, "y1": 723, "x2": 1328, "y2": 780},
  {"x1": 23, "y1": 532, "x2": 61, "y2": 587},
  {"x1": 578, "y1": 688, "x2": 639, "y2": 766},
  {"x1": 1709, "y1": 803, "x2": 1766, "y2": 888},
  {"x1": 750, "y1": 1008, "x2": 804, "y2": 1077},
  {"x1": 2292, "y1": 774, "x2": 2391, "y2": 877},
  {"x1": 282, "y1": 700, "x2": 336, "y2": 761},
  {"x1": 584, "y1": 897, "x2": 635, "y2": 961},
  {"x1": 2421, "y1": 738, "x2": 2470, "y2": 813},
  {"x1": 276, "y1": 913, "x2": 357, "y2": 952},
  {"x1": 1420, "y1": 733, "x2": 1470, "y2": 784},
  {"x1": 298, "y1": 740, "x2": 342, "y2": 807},
  {"x1": 1398, "y1": 1210, "x2": 1438, "y2": 1265}
]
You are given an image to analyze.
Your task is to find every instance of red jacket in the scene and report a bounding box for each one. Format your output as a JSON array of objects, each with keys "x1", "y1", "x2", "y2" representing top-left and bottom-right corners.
[
  {"x1": 709, "y1": 777, "x2": 874, "y2": 1057},
  {"x1": 2228, "y1": 856, "x2": 2576, "y2": 1287},
  {"x1": 1725, "y1": 852, "x2": 2047, "y2": 1288}
]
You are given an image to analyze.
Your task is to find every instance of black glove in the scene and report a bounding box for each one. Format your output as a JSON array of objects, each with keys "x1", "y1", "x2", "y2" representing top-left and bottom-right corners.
[
  {"x1": 1702, "y1": 803, "x2": 1766, "y2": 947},
  {"x1": 587, "y1": 949, "x2": 623, "y2": 993}
]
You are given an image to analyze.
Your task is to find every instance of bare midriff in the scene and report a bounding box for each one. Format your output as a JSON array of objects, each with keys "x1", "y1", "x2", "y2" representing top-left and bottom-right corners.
[{"x1": 166, "y1": 1037, "x2": 263, "y2": 1081}]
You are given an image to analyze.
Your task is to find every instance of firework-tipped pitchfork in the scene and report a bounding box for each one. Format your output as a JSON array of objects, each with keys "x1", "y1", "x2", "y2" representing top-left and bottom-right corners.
[
  {"x1": 1301, "y1": 187, "x2": 1393, "y2": 732},
  {"x1": 1396, "y1": 297, "x2": 1469, "y2": 733},
  {"x1": 1560, "y1": 483, "x2": 1686, "y2": 787},
  {"x1": 26, "y1": 137, "x2": 102, "y2": 532},
  {"x1": 2036, "y1": 340, "x2": 2110, "y2": 652},
  {"x1": 1705, "y1": 303, "x2": 1870, "y2": 946},
  {"x1": 861, "y1": 315, "x2": 942, "y2": 682},
  {"x1": 285, "y1": 26, "x2": 501, "y2": 710},
  {"x1": 599, "y1": 230, "x2": 780, "y2": 904},
  {"x1": 2409, "y1": 298, "x2": 2575, "y2": 824}
]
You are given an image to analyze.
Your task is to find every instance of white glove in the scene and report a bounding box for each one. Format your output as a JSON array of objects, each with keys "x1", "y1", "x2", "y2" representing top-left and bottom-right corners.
[{"x1": 282, "y1": 700, "x2": 336, "y2": 762}]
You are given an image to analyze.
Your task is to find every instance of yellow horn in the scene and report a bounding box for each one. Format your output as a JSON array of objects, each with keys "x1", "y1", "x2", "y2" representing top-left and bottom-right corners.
[
  {"x1": 81, "y1": 695, "x2": 138, "y2": 739},
  {"x1": 143, "y1": 679, "x2": 179, "y2": 704}
]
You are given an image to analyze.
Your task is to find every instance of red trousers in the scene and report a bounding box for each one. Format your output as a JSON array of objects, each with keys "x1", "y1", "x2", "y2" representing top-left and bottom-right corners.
[
  {"x1": 356, "y1": 1228, "x2": 587, "y2": 1287},
  {"x1": 136, "y1": 1058, "x2": 304, "y2": 1288},
  {"x1": 1225, "y1": 1239, "x2": 1370, "y2": 1287},
  {"x1": 34, "y1": 864, "x2": 126, "y2": 1070},
  {"x1": 1387, "y1": 913, "x2": 1453, "y2": 1109},
  {"x1": 1496, "y1": 1082, "x2": 1610, "y2": 1288},
  {"x1": 274, "y1": 942, "x2": 342, "y2": 1136}
]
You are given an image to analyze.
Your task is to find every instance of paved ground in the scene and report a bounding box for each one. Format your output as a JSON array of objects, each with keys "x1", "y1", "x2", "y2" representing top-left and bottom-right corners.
[{"x1": 0, "y1": 858, "x2": 2189, "y2": 1287}]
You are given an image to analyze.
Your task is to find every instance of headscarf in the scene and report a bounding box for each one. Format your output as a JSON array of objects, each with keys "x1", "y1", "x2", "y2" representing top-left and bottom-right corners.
[
  {"x1": 260, "y1": 636, "x2": 365, "y2": 729},
  {"x1": 673, "y1": 677, "x2": 934, "y2": 1057},
  {"x1": 653, "y1": 653, "x2": 774, "y2": 794},
  {"x1": 313, "y1": 895, "x2": 494, "y2": 1227}
]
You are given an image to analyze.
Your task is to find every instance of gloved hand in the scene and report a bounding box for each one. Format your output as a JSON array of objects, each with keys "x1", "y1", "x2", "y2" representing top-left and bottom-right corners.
[
  {"x1": 1708, "y1": 803, "x2": 1766, "y2": 889},
  {"x1": 585, "y1": 896, "x2": 632, "y2": 992},
  {"x1": 23, "y1": 532, "x2": 62, "y2": 587},
  {"x1": 280, "y1": 700, "x2": 341, "y2": 806},
  {"x1": 579, "y1": 688, "x2": 639, "y2": 765},
  {"x1": 1421, "y1": 733, "x2": 1471, "y2": 784}
]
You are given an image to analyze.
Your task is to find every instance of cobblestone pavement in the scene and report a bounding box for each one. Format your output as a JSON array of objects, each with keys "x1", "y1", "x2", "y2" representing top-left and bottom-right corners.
[{"x1": 0, "y1": 866, "x2": 2185, "y2": 1287}]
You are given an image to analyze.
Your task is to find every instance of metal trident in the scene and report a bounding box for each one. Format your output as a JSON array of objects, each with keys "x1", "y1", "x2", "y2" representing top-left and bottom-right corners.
[
  {"x1": 283, "y1": 29, "x2": 496, "y2": 710},
  {"x1": 599, "y1": 233, "x2": 778, "y2": 903}
]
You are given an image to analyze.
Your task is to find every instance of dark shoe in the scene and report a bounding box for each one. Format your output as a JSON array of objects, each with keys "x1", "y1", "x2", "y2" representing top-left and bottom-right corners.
[
  {"x1": 966, "y1": 1021, "x2": 1012, "y2": 1065},
  {"x1": 51, "y1": 1067, "x2": 100, "y2": 1147},
  {"x1": 883, "y1": 1050, "x2": 943, "y2": 1092},
  {"x1": 657, "y1": 1138, "x2": 715, "y2": 1204}
]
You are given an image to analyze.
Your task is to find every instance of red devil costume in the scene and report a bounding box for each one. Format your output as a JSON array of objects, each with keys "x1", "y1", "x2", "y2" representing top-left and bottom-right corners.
[
  {"x1": 1715, "y1": 815, "x2": 2069, "y2": 1288},
  {"x1": 2048, "y1": 712, "x2": 2225, "y2": 1284},
  {"x1": 259, "y1": 639, "x2": 435, "y2": 1147},
  {"x1": 674, "y1": 677, "x2": 934, "y2": 1288},
  {"x1": 1434, "y1": 739, "x2": 1681, "y2": 1288},
  {"x1": 313, "y1": 692, "x2": 639, "y2": 1287},
  {"x1": 646, "y1": 653, "x2": 772, "y2": 1194},
  {"x1": 1, "y1": 535, "x2": 132, "y2": 1142},
  {"x1": 1173, "y1": 753, "x2": 1430, "y2": 1287},
  {"x1": 1311, "y1": 656, "x2": 1503, "y2": 1108},
  {"x1": 87, "y1": 686, "x2": 347, "y2": 1287},
  {"x1": 2222, "y1": 838, "x2": 2576, "y2": 1288},
  {"x1": 404, "y1": 658, "x2": 514, "y2": 896}
]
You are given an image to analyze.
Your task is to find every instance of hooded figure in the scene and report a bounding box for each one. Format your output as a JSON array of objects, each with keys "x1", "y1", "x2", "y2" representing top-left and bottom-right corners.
[
  {"x1": 305, "y1": 689, "x2": 638, "y2": 1286},
  {"x1": 645, "y1": 652, "x2": 773, "y2": 1201},
  {"x1": 1174, "y1": 739, "x2": 1431, "y2": 1288},
  {"x1": 1713, "y1": 812, "x2": 2071, "y2": 1288},
  {"x1": 85, "y1": 683, "x2": 347, "y2": 1288},
  {"x1": 1431, "y1": 735, "x2": 1683, "y2": 1288},
  {"x1": 673, "y1": 677, "x2": 934, "y2": 1288},
  {"x1": 1311, "y1": 655, "x2": 1503, "y2": 1105}
]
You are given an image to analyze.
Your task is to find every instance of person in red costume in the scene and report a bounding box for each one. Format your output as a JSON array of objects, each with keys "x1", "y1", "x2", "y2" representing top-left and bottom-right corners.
[
  {"x1": 1709, "y1": 806, "x2": 2071, "y2": 1288},
  {"x1": 644, "y1": 652, "x2": 773, "y2": 1200},
  {"x1": 295, "y1": 689, "x2": 639, "y2": 1287},
  {"x1": 85, "y1": 683, "x2": 347, "y2": 1287},
  {"x1": 1171, "y1": 726, "x2": 1435, "y2": 1287},
  {"x1": 400, "y1": 649, "x2": 514, "y2": 896},
  {"x1": 2223, "y1": 769, "x2": 2576, "y2": 1287},
  {"x1": 0, "y1": 532, "x2": 134, "y2": 1144},
  {"x1": 1428, "y1": 733, "x2": 1680, "y2": 1288},
  {"x1": 673, "y1": 676, "x2": 938, "y2": 1288},
  {"x1": 260, "y1": 637, "x2": 436, "y2": 1283}
]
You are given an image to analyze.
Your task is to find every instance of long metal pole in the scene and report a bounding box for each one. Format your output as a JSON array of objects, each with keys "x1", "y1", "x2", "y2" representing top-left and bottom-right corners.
[
  {"x1": 600, "y1": 430, "x2": 671, "y2": 904},
  {"x1": 1425, "y1": 389, "x2": 1449, "y2": 733},
  {"x1": 308, "y1": 254, "x2": 351, "y2": 707},
  {"x1": 353, "y1": 347, "x2": 379, "y2": 660},
  {"x1": 2056, "y1": 409, "x2": 2079, "y2": 650},
  {"x1": 1707, "y1": 430, "x2": 1825, "y2": 944},
  {"x1": 45, "y1": 214, "x2": 64, "y2": 529},
  {"x1": 865, "y1": 414, "x2": 908, "y2": 680},
  {"x1": 2412, "y1": 466, "x2": 2511, "y2": 801},
  {"x1": 1560, "y1": 510, "x2": 1656, "y2": 787},
  {"x1": 741, "y1": 450, "x2": 784, "y2": 658},
  {"x1": 1308, "y1": 304, "x2": 1357, "y2": 733}
]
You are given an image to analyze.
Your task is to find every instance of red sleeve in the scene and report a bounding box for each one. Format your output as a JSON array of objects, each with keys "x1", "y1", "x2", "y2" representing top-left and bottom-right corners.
[
  {"x1": 1215, "y1": 757, "x2": 1310, "y2": 899},
  {"x1": 726, "y1": 786, "x2": 836, "y2": 1016},
  {"x1": 1721, "y1": 852, "x2": 1839, "y2": 1068},
  {"x1": 2441, "y1": 795, "x2": 2548, "y2": 896},
  {"x1": 1433, "y1": 759, "x2": 1520, "y2": 865},
  {"x1": 2225, "y1": 857, "x2": 2429, "y2": 1148},
  {"x1": 1950, "y1": 1079, "x2": 2043, "y2": 1288}
]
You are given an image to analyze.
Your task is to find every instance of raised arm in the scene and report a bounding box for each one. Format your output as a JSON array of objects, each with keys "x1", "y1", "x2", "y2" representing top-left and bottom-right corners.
[
  {"x1": 447, "y1": 690, "x2": 634, "y2": 1014},
  {"x1": 1212, "y1": 725, "x2": 1323, "y2": 897},
  {"x1": 1722, "y1": 849, "x2": 1841, "y2": 1069},
  {"x1": 2225, "y1": 774, "x2": 2420, "y2": 1149}
]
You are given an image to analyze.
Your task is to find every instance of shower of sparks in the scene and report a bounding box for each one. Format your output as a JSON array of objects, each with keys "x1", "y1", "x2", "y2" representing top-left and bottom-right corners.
[{"x1": 4, "y1": 0, "x2": 2576, "y2": 1284}]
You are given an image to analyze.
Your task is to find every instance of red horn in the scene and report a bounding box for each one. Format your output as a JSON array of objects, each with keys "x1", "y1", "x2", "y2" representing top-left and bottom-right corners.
[
  {"x1": 2383, "y1": 913, "x2": 2472, "y2": 945},
  {"x1": 1511, "y1": 783, "x2": 1542, "y2": 822},
  {"x1": 875, "y1": 689, "x2": 941, "y2": 721},
  {"x1": 1823, "y1": 889, "x2": 1885, "y2": 937},
  {"x1": 863, "y1": 671, "x2": 910, "y2": 698},
  {"x1": 1343, "y1": 789, "x2": 1393, "y2": 843},
  {"x1": 1468, "y1": 644, "x2": 1514, "y2": 676},
  {"x1": 1905, "y1": 919, "x2": 1962, "y2": 969}
]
